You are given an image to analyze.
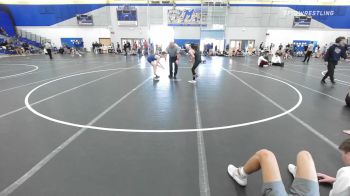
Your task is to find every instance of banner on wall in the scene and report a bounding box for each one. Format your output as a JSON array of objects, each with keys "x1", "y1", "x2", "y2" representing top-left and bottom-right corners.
[
  {"x1": 117, "y1": 5, "x2": 137, "y2": 26},
  {"x1": 174, "y1": 39, "x2": 200, "y2": 48},
  {"x1": 293, "y1": 40, "x2": 317, "y2": 56},
  {"x1": 77, "y1": 14, "x2": 93, "y2": 25},
  {"x1": 168, "y1": 8, "x2": 203, "y2": 26},
  {"x1": 293, "y1": 16, "x2": 311, "y2": 28},
  {"x1": 61, "y1": 38, "x2": 84, "y2": 49},
  {"x1": 288, "y1": 5, "x2": 350, "y2": 29}
]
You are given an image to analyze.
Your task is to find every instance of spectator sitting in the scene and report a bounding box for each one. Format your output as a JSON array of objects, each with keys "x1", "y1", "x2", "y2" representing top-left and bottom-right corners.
[
  {"x1": 251, "y1": 48, "x2": 256, "y2": 56},
  {"x1": 275, "y1": 49, "x2": 283, "y2": 57},
  {"x1": 22, "y1": 42, "x2": 30, "y2": 54},
  {"x1": 216, "y1": 50, "x2": 224, "y2": 56},
  {"x1": 234, "y1": 48, "x2": 244, "y2": 56},
  {"x1": 58, "y1": 47, "x2": 64, "y2": 54},
  {"x1": 258, "y1": 52, "x2": 269, "y2": 67},
  {"x1": 223, "y1": 50, "x2": 229, "y2": 56},
  {"x1": 228, "y1": 149, "x2": 319, "y2": 196},
  {"x1": 0, "y1": 27, "x2": 9, "y2": 37},
  {"x1": 271, "y1": 52, "x2": 284, "y2": 67},
  {"x1": 290, "y1": 138, "x2": 350, "y2": 196}
]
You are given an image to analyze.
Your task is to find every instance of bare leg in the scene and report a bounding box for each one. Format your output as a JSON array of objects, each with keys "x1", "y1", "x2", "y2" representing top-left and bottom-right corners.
[
  {"x1": 243, "y1": 149, "x2": 282, "y2": 183},
  {"x1": 295, "y1": 151, "x2": 317, "y2": 182},
  {"x1": 151, "y1": 61, "x2": 157, "y2": 76}
]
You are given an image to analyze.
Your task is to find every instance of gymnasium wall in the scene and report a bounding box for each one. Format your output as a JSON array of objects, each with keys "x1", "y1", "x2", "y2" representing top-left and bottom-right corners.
[
  {"x1": 17, "y1": 26, "x2": 111, "y2": 50},
  {"x1": 0, "y1": 5, "x2": 16, "y2": 36},
  {"x1": 224, "y1": 5, "x2": 350, "y2": 47},
  {"x1": 265, "y1": 29, "x2": 350, "y2": 47},
  {"x1": 3, "y1": 2, "x2": 350, "y2": 49}
]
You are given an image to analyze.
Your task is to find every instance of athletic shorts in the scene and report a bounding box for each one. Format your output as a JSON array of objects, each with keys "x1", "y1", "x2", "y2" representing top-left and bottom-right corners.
[{"x1": 262, "y1": 178, "x2": 319, "y2": 196}]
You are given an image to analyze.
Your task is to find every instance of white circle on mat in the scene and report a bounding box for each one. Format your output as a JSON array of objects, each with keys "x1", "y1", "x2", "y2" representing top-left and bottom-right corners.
[
  {"x1": 0, "y1": 64, "x2": 38, "y2": 79},
  {"x1": 25, "y1": 68, "x2": 303, "y2": 133}
]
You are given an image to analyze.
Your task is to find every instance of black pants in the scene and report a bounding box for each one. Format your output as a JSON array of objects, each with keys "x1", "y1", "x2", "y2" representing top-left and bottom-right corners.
[
  {"x1": 192, "y1": 61, "x2": 200, "y2": 80},
  {"x1": 303, "y1": 51, "x2": 312, "y2": 63},
  {"x1": 272, "y1": 62, "x2": 284, "y2": 67},
  {"x1": 259, "y1": 61, "x2": 268, "y2": 67},
  {"x1": 47, "y1": 49, "x2": 52, "y2": 59},
  {"x1": 169, "y1": 56, "x2": 178, "y2": 77},
  {"x1": 322, "y1": 61, "x2": 336, "y2": 82}
]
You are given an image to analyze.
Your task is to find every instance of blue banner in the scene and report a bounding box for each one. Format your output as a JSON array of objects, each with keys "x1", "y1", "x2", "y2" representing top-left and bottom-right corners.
[
  {"x1": 288, "y1": 5, "x2": 350, "y2": 29},
  {"x1": 61, "y1": 38, "x2": 84, "y2": 48},
  {"x1": 168, "y1": 8, "x2": 203, "y2": 26},
  {"x1": 174, "y1": 39, "x2": 200, "y2": 48},
  {"x1": 293, "y1": 40, "x2": 318, "y2": 57},
  {"x1": 0, "y1": 4, "x2": 350, "y2": 29}
]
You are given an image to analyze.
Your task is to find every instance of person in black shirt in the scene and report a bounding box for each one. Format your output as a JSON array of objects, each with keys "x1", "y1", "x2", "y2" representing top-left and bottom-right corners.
[
  {"x1": 187, "y1": 44, "x2": 201, "y2": 84},
  {"x1": 346, "y1": 90, "x2": 350, "y2": 107},
  {"x1": 127, "y1": 42, "x2": 131, "y2": 51},
  {"x1": 123, "y1": 43, "x2": 128, "y2": 56},
  {"x1": 116, "y1": 42, "x2": 121, "y2": 54},
  {"x1": 321, "y1": 37, "x2": 347, "y2": 84}
]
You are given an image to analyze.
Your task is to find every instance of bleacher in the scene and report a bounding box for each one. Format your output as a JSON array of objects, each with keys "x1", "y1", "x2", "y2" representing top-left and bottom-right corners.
[
  {"x1": 18, "y1": 37, "x2": 42, "y2": 48},
  {"x1": 0, "y1": 29, "x2": 44, "y2": 55},
  {"x1": 0, "y1": 34, "x2": 14, "y2": 54}
]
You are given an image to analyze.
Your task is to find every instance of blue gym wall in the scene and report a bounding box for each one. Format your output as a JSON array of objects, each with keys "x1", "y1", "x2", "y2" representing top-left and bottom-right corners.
[
  {"x1": 0, "y1": 5, "x2": 16, "y2": 36},
  {"x1": 6, "y1": 4, "x2": 104, "y2": 26},
  {"x1": 174, "y1": 39, "x2": 200, "y2": 48},
  {"x1": 2, "y1": 4, "x2": 350, "y2": 29}
]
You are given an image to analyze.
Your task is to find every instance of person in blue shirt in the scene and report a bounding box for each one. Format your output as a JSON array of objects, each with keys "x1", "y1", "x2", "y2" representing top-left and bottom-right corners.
[
  {"x1": 147, "y1": 52, "x2": 166, "y2": 80},
  {"x1": 321, "y1": 37, "x2": 347, "y2": 84}
]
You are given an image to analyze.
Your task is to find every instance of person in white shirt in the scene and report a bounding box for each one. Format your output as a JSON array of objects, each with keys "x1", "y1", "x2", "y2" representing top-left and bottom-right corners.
[
  {"x1": 44, "y1": 42, "x2": 53, "y2": 60},
  {"x1": 289, "y1": 138, "x2": 350, "y2": 196},
  {"x1": 258, "y1": 52, "x2": 269, "y2": 68},
  {"x1": 228, "y1": 150, "x2": 319, "y2": 196},
  {"x1": 271, "y1": 52, "x2": 284, "y2": 67},
  {"x1": 302, "y1": 41, "x2": 314, "y2": 64}
]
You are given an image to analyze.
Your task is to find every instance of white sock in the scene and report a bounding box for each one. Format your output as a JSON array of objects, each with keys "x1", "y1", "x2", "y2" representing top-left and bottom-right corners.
[{"x1": 239, "y1": 167, "x2": 247, "y2": 177}]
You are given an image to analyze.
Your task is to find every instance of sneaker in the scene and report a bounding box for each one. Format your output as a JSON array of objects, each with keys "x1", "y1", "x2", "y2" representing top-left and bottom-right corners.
[
  {"x1": 331, "y1": 81, "x2": 336, "y2": 84},
  {"x1": 288, "y1": 164, "x2": 297, "y2": 178},
  {"x1": 168, "y1": 75, "x2": 173, "y2": 79},
  {"x1": 227, "y1": 164, "x2": 247, "y2": 186},
  {"x1": 173, "y1": 76, "x2": 177, "y2": 80},
  {"x1": 188, "y1": 80, "x2": 197, "y2": 84},
  {"x1": 321, "y1": 80, "x2": 326, "y2": 84}
]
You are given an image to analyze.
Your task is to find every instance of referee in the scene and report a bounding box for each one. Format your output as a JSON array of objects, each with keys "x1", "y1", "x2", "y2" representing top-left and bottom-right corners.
[{"x1": 166, "y1": 42, "x2": 180, "y2": 79}]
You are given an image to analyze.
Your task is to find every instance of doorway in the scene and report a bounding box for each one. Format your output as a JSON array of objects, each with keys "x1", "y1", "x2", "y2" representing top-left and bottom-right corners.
[{"x1": 200, "y1": 30, "x2": 225, "y2": 54}]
